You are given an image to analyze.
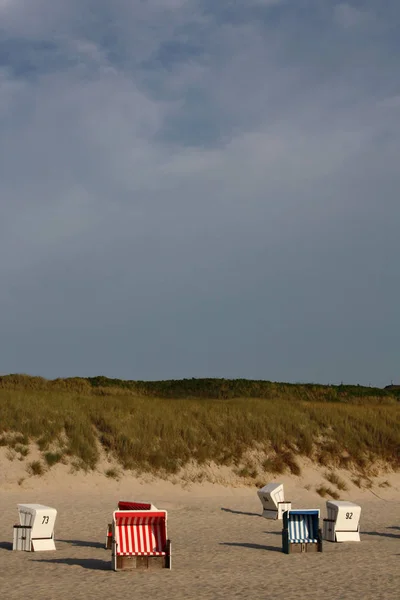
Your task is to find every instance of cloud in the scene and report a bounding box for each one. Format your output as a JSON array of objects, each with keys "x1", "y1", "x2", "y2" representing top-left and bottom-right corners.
[
  {"x1": 334, "y1": 3, "x2": 372, "y2": 29},
  {"x1": 0, "y1": 1, "x2": 399, "y2": 384},
  {"x1": 378, "y1": 94, "x2": 400, "y2": 108}
]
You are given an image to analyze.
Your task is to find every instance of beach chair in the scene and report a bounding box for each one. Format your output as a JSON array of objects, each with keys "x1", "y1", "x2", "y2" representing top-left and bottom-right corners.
[
  {"x1": 118, "y1": 501, "x2": 157, "y2": 511},
  {"x1": 105, "y1": 501, "x2": 158, "y2": 549},
  {"x1": 111, "y1": 509, "x2": 171, "y2": 571},
  {"x1": 13, "y1": 504, "x2": 57, "y2": 551},
  {"x1": 257, "y1": 483, "x2": 291, "y2": 519},
  {"x1": 323, "y1": 501, "x2": 361, "y2": 542},
  {"x1": 282, "y1": 509, "x2": 323, "y2": 554}
]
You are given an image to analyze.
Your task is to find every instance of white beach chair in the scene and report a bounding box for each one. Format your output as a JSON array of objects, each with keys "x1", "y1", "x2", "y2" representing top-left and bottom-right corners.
[
  {"x1": 323, "y1": 501, "x2": 361, "y2": 542},
  {"x1": 13, "y1": 504, "x2": 57, "y2": 551},
  {"x1": 257, "y1": 483, "x2": 291, "y2": 519}
]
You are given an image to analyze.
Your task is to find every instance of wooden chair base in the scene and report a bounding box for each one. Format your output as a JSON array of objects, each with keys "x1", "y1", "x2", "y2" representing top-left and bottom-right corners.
[
  {"x1": 287, "y1": 542, "x2": 322, "y2": 554},
  {"x1": 116, "y1": 555, "x2": 168, "y2": 570}
]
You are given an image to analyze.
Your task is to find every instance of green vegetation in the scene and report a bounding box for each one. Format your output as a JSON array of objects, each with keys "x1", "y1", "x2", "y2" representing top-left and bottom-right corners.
[
  {"x1": 0, "y1": 432, "x2": 29, "y2": 448},
  {"x1": 44, "y1": 451, "x2": 63, "y2": 467},
  {"x1": 324, "y1": 470, "x2": 349, "y2": 491},
  {"x1": 105, "y1": 467, "x2": 120, "y2": 479},
  {"x1": 316, "y1": 485, "x2": 340, "y2": 499},
  {"x1": 1, "y1": 374, "x2": 399, "y2": 403},
  {"x1": 27, "y1": 460, "x2": 45, "y2": 476},
  {"x1": 235, "y1": 465, "x2": 259, "y2": 479},
  {"x1": 15, "y1": 444, "x2": 29, "y2": 457},
  {"x1": 262, "y1": 453, "x2": 302, "y2": 476},
  {"x1": 0, "y1": 374, "x2": 399, "y2": 479},
  {"x1": 378, "y1": 480, "x2": 391, "y2": 488}
]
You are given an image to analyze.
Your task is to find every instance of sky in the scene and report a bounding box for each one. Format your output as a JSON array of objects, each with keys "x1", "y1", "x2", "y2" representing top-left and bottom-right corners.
[{"x1": 0, "y1": 1, "x2": 399, "y2": 386}]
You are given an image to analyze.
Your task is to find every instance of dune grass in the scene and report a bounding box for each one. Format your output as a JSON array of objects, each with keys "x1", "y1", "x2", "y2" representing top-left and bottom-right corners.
[
  {"x1": 316, "y1": 485, "x2": 340, "y2": 499},
  {"x1": 27, "y1": 460, "x2": 45, "y2": 476},
  {"x1": 324, "y1": 470, "x2": 349, "y2": 491},
  {"x1": 1, "y1": 373, "x2": 399, "y2": 403},
  {"x1": 0, "y1": 375, "x2": 398, "y2": 478}
]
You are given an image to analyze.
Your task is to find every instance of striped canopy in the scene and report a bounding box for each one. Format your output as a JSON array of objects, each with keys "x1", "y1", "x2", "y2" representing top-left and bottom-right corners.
[
  {"x1": 287, "y1": 510, "x2": 319, "y2": 543},
  {"x1": 114, "y1": 511, "x2": 167, "y2": 556}
]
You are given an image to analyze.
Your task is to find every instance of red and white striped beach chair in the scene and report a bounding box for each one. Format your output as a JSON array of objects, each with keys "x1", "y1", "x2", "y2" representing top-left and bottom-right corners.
[
  {"x1": 111, "y1": 509, "x2": 171, "y2": 571},
  {"x1": 117, "y1": 501, "x2": 156, "y2": 511},
  {"x1": 105, "y1": 501, "x2": 158, "y2": 549}
]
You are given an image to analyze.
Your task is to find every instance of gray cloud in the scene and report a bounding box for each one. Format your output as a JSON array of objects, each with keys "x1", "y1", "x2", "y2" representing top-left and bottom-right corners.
[{"x1": 0, "y1": 1, "x2": 399, "y2": 385}]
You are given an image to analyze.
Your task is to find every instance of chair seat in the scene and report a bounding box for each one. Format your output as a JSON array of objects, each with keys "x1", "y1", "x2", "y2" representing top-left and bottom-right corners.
[
  {"x1": 118, "y1": 550, "x2": 166, "y2": 556},
  {"x1": 290, "y1": 538, "x2": 318, "y2": 543}
]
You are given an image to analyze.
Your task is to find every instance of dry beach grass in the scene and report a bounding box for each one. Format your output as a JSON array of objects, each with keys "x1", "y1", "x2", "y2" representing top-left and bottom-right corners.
[{"x1": 0, "y1": 375, "x2": 399, "y2": 480}]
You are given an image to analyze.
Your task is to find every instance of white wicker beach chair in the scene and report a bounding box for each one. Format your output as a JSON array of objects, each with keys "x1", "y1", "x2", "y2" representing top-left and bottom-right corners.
[
  {"x1": 257, "y1": 483, "x2": 291, "y2": 519},
  {"x1": 323, "y1": 501, "x2": 361, "y2": 542},
  {"x1": 13, "y1": 504, "x2": 57, "y2": 551}
]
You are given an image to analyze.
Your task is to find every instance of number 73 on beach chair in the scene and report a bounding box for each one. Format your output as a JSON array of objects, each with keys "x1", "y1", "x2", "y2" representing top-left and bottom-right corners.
[
  {"x1": 111, "y1": 509, "x2": 171, "y2": 571},
  {"x1": 13, "y1": 504, "x2": 57, "y2": 552}
]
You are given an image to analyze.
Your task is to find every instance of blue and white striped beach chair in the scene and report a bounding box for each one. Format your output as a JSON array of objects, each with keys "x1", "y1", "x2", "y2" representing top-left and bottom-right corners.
[{"x1": 282, "y1": 509, "x2": 323, "y2": 554}]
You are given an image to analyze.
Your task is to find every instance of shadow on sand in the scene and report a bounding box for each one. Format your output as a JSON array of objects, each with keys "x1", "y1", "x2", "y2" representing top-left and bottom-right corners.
[
  {"x1": 58, "y1": 539, "x2": 105, "y2": 549},
  {"x1": 0, "y1": 541, "x2": 12, "y2": 551},
  {"x1": 362, "y1": 529, "x2": 400, "y2": 540},
  {"x1": 34, "y1": 558, "x2": 110, "y2": 571},
  {"x1": 221, "y1": 508, "x2": 261, "y2": 518},
  {"x1": 220, "y1": 542, "x2": 281, "y2": 553}
]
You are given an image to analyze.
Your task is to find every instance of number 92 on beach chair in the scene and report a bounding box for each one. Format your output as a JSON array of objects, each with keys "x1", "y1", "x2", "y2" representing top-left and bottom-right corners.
[
  {"x1": 13, "y1": 504, "x2": 57, "y2": 552},
  {"x1": 323, "y1": 501, "x2": 361, "y2": 542},
  {"x1": 282, "y1": 509, "x2": 323, "y2": 554},
  {"x1": 112, "y1": 509, "x2": 171, "y2": 571}
]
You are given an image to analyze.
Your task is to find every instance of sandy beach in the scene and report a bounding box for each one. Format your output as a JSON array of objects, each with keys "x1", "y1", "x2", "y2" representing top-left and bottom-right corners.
[{"x1": 0, "y1": 463, "x2": 399, "y2": 600}]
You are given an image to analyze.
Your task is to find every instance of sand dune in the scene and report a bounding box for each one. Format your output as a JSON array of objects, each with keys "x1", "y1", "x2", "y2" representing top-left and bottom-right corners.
[{"x1": 0, "y1": 468, "x2": 399, "y2": 600}]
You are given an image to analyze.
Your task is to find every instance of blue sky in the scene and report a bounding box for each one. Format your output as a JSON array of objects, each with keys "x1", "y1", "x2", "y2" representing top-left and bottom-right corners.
[{"x1": 0, "y1": 1, "x2": 399, "y2": 386}]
